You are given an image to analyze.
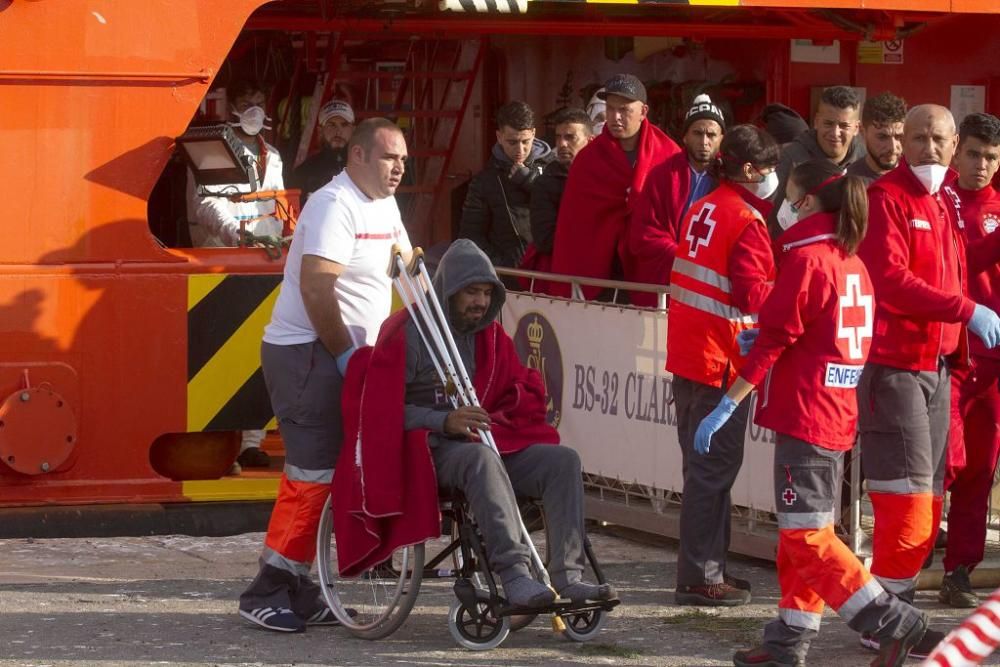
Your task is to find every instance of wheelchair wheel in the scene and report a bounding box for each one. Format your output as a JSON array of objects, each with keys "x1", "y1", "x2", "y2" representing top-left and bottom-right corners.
[
  {"x1": 560, "y1": 607, "x2": 606, "y2": 642},
  {"x1": 447, "y1": 595, "x2": 511, "y2": 650},
  {"x1": 316, "y1": 496, "x2": 424, "y2": 639}
]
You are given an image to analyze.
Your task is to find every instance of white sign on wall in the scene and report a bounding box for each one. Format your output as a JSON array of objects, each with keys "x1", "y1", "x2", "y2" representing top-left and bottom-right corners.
[
  {"x1": 502, "y1": 293, "x2": 777, "y2": 514},
  {"x1": 951, "y1": 85, "x2": 986, "y2": 126}
]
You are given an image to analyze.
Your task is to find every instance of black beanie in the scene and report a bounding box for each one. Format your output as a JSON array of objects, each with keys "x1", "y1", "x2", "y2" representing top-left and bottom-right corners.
[{"x1": 683, "y1": 94, "x2": 726, "y2": 134}]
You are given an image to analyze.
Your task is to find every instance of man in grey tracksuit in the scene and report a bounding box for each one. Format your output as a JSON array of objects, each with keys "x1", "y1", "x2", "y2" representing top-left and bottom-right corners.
[{"x1": 403, "y1": 239, "x2": 614, "y2": 608}]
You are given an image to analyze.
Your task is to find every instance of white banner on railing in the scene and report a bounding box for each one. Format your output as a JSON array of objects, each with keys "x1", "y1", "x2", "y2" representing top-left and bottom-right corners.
[{"x1": 502, "y1": 292, "x2": 777, "y2": 514}]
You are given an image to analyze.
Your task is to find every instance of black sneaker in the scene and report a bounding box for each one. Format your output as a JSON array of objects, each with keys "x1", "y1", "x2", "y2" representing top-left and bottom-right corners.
[
  {"x1": 239, "y1": 606, "x2": 305, "y2": 633},
  {"x1": 725, "y1": 572, "x2": 752, "y2": 592},
  {"x1": 870, "y1": 615, "x2": 928, "y2": 667},
  {"x1": 732, "y1": 645, "x2": 802, "y2": 666},
  {"x1": 676, "y1": 582, "x2": 751, "y2": 607},
  {"x1": 861, "y1": 619, "x2": 941, "y2": 662},
  {"x1": 939, "y1": 565, "x2": 979, "y2": 608},
  {"x1": 237, "y1": 447, "x2": 271, "y2": 468}
]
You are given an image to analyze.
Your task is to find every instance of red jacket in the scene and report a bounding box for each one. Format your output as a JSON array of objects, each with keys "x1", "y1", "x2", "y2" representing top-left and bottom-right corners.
[
  {"x1": 741, "y1": 213, "x2": 874, "y2": 451},
  {"x1": 952, "y1": 182, "x2": 1000, "y2": 360},
  {"x1": 549, "y1": 120, "x2": 680, "y2": 300},
  {"x1": 332, "y1": 310, "x2": 558, "y2": 577},
  {"x1": 666, "y1": 181, "x2": 775, "y2": 388},
  {"x1": 628, "y1": 152, "x2": 696, "y2": 307},
  {"x1": 857, "y1": 161, "x2": 975, "y2": 372}
]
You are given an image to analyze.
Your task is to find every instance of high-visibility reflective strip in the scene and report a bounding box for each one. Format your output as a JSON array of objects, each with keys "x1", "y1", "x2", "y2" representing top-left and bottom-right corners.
[
  {"x1": 867, "y1": 477, "x2": 931, "y2": 494},
  {"x1": 777, "y1": 511, "x2": 835, "y2": 530},
  {"x1": 672, "y1": 257, "x2": 732, "y2": 293},
  {"x1": 284, "y1": 464, "x2": 334, "y2": 484},
  {"x1": 261, "y1": 545, "x2": 311, "y2": 577},
  {"x1": 671, "y1": 285, "x2": 756, "y2": 324},
  {"x1": 837, "y1": 578, "x2": 884, "y2": 622},
  {"x1": 779, "y1": 608, "x2": 823, "y2": 631},
  {"x1": 875, "y1": 574, "x2": 918, "y2": 595},
  {"x1": 782, "y1": 233, "x2": 837, "y2": 253}
]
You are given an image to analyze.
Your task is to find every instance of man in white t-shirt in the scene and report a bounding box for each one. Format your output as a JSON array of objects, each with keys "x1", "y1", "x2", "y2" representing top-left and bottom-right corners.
[{"x1": 238, "y1": 118, "x2": 411, "y2": 633}]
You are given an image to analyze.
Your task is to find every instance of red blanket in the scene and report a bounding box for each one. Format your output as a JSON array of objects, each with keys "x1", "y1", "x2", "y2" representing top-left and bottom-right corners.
[
  {"x1": 627, "y1": 151, "x2": 692, "y2": 307},
  {"x1": 549, "y1": 120, "x2": 680, "y2": 299},
  {"x1": 331, "y1": 310, "x2": 559, "y2": 577}
]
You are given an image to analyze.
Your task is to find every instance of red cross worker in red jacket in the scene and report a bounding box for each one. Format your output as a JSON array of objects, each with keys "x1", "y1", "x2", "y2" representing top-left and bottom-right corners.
[
  {"x1": 939, "y1": 113, "x2": 1000, "y2": 609},
  {"x1": 854, "y1": 104, "x2": 1000, "y2": 659},
  {"x1": 666, "y1": 125, "x2": 778, "y2": 608},
  {"x1": 694, "y1": 160, "x2": 928, "y2": 667}
]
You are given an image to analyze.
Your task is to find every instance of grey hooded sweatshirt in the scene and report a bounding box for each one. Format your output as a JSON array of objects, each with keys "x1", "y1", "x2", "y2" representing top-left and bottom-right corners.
[
  {"x1": 403, "y1": 239, "x2": 507, "y2": 434},
  {"x1": 767, "y1": 128, "x2": 867, "y2": 234}
]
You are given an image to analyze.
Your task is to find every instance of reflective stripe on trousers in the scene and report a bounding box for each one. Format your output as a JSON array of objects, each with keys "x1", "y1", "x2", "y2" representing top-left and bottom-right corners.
[{"x1": 261, "y1": 471, "x2": 332, "y2": 572}]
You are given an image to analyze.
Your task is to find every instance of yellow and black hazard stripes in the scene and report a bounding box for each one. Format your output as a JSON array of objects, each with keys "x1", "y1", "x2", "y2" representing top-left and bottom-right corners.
[{"x1": 187, "y1": 274, "x2": 282, "y2": 433}]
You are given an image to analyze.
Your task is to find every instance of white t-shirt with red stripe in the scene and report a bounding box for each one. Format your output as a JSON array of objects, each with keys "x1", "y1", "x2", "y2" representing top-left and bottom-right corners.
[{"x1": 264, "y1": 170, "x2": 411, "y2": 347}]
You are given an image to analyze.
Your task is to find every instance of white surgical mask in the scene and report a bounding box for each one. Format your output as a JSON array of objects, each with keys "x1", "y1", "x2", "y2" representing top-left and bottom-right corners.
[
  {"x1": 776, "y1": 199, "x2": 799, "y2": 230},
  {"x1": 593, "y1": 121, "x2": 605, "y2": 136},
  {"x1": 910, "y1": 163, "x2": 949, "y2": 195},
  {"x1": 231, "y1": 105, "x2": 270, "y2": 136},
  {"x1": 743, "y1": 170, "x2": 779, "y2": 200}
]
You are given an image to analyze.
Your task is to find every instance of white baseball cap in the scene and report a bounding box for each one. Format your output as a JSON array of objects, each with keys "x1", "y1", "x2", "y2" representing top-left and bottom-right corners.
[{"x1": 319, "y1": 99, "x2": 355, "y2": 125}]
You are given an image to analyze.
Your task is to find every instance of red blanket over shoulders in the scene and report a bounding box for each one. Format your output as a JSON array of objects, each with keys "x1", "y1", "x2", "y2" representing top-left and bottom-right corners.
[
  {"x1": 627, "y1": 151, "x2": 692, "y2": 307},
  {"x1": 549, "y1": 120, "x2": 680, "y2": 300},
  {"x1": 331, "y1": 310, "x2": 559, "y2": 577}
]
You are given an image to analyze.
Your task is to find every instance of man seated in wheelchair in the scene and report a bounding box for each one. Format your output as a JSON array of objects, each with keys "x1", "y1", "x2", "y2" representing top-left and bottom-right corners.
[{"x1": 333, "y1": 239, "x2": 615, "y2": 610}]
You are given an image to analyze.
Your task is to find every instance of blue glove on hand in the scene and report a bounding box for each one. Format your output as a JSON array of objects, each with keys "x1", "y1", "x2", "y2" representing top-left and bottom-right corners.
[
  {"x1": 737, "y1": 328, "x2": 760, "y2": 356},
  {"x1": 694, "y1": 396, "x2": 739, "y2": 455},
  {"x1": 969, "y1": 304, "x2": 1000, "y2": 349},
  {"x1": 336, "y1": 345, "x2": 357, "y2": 376}
]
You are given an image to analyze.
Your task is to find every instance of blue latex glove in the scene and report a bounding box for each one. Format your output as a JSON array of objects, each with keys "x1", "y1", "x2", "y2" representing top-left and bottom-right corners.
[
  {"x1": 336, "y1": 345, "x2": 357, "y2": 376},
  {"x1": 969, "y1": 304, "x2": 1000, "y2": 349},
  {"x1": 737, "y1": 328, "x2": 760, "y2": 356},
  {"x1": 694, "y1": 395, "x2": 739, "y2": 455}
]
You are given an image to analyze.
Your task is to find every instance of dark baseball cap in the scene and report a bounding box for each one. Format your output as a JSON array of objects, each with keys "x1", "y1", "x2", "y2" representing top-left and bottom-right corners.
[{"x1": 597, "y1": 74, "x2": 647, "y2": 104}]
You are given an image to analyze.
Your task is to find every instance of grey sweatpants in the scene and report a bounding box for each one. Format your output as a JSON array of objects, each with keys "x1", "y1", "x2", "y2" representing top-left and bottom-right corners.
[
  {"x1": 430, "y1": 438, "x2": 586, "y2": 589},
  {"x1": 673, "y1": 375, "x2": 750, "y2": 587}
]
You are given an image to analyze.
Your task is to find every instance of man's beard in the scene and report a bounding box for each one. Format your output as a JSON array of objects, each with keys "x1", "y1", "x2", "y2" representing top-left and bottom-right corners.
[{"x1": 450, "y1": 309, "x2": 484, "y2": 333}]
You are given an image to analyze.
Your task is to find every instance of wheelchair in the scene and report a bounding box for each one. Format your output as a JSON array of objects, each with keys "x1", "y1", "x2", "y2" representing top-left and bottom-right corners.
[{"x1": 315, "y1": 492, "x2": 620, "y2": 650}]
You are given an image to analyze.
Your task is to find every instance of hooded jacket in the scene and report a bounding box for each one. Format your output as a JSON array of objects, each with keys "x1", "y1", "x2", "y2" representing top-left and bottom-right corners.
[
  {"x1": 459, "y1": 139, "x2": 553, "y2": 267},
  {"x1": 768, "y1": 129, "x2": 866, "y2": 234},
  {"x1": 740, "y1": 212, "x2": 874, "y2": 451},
  {"x1": 331, "y1": 240, "x2": 558, "y2": 576}
]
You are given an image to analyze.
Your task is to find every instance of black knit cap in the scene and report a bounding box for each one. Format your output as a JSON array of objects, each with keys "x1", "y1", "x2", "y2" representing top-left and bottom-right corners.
[
  {"x1": 683, "y1": 94, "x2": 726, "y2": 134},
  {"x1": 597, "y1": 74, "x2": 647, "y2": 104}
]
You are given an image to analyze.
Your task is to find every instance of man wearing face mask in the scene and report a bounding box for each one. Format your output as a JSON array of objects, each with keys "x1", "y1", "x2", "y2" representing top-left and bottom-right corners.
[
  {"x1": 855, "y1": 105, "x2": 1000, "y2": 659},
  {"x1": 239, "y1": 118, "x2": 411, "y2": 633},
  {"x1": 291, "y1": 99, "x2": 355, "y2": 203},
  {"x1": 847, "y1": 92, "x2": 907, "y2": 186},
  {"x1": 768, "y1": 86, "x2": 865, "y2": 235},
  {"x1": 459, "y1": 101, "x2": 552, "y2": 270},
  {"x1": 550, "y1": 74, "x2": 680, "y2": 301},
  {"x1": 629, "y1": 93, "x2": 726, "y2": 307},
  {"x1": 186, "y1": 78, "x2": 286, "y2": 471},
  {"x1": 667, "y1": 125, "x2": 779, "y2": 607}
]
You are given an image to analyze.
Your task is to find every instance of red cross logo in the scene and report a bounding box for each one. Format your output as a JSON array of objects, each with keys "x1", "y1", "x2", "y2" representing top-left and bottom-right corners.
[
  {"x1": 837, "y1": 274, "x2": 873, "y2": 361},
  {"x1": 782, "y1": 487, "x2": 797, "y2": 506},
  {"x1": 685, "y1": 203, "x2": 718, "y2": 258}
]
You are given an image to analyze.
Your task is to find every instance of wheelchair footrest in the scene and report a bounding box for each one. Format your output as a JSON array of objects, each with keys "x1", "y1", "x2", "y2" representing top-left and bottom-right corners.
[{"x1": 498, "y1": 597, "x2": 620, "y2": 617}]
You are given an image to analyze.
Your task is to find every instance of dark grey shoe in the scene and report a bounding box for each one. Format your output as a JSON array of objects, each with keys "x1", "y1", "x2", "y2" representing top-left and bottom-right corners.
[
  {"x1": 676, "y1": 582, "x2": 751, "y2": 607},
  {"x1": 939, "y1": 565, "x2": 979, "y2": 608},
  {"x1": 869, "y1": 615, "x2": 928, "y2": 667}
]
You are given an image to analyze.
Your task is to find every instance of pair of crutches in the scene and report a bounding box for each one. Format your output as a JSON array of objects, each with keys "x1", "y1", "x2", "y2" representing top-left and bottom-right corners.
[{"x1": 388, "y1": 244, "x2": 564, "y2": 629}]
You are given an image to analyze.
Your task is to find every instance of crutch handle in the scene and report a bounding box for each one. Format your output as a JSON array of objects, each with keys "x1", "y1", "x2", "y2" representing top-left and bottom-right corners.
[
  {"x1": 407, "y1": 247, "x2": 425, "y2": 276},
  {"x1": 387, "y1": 244, "x2": 409, "y2": 279}
]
